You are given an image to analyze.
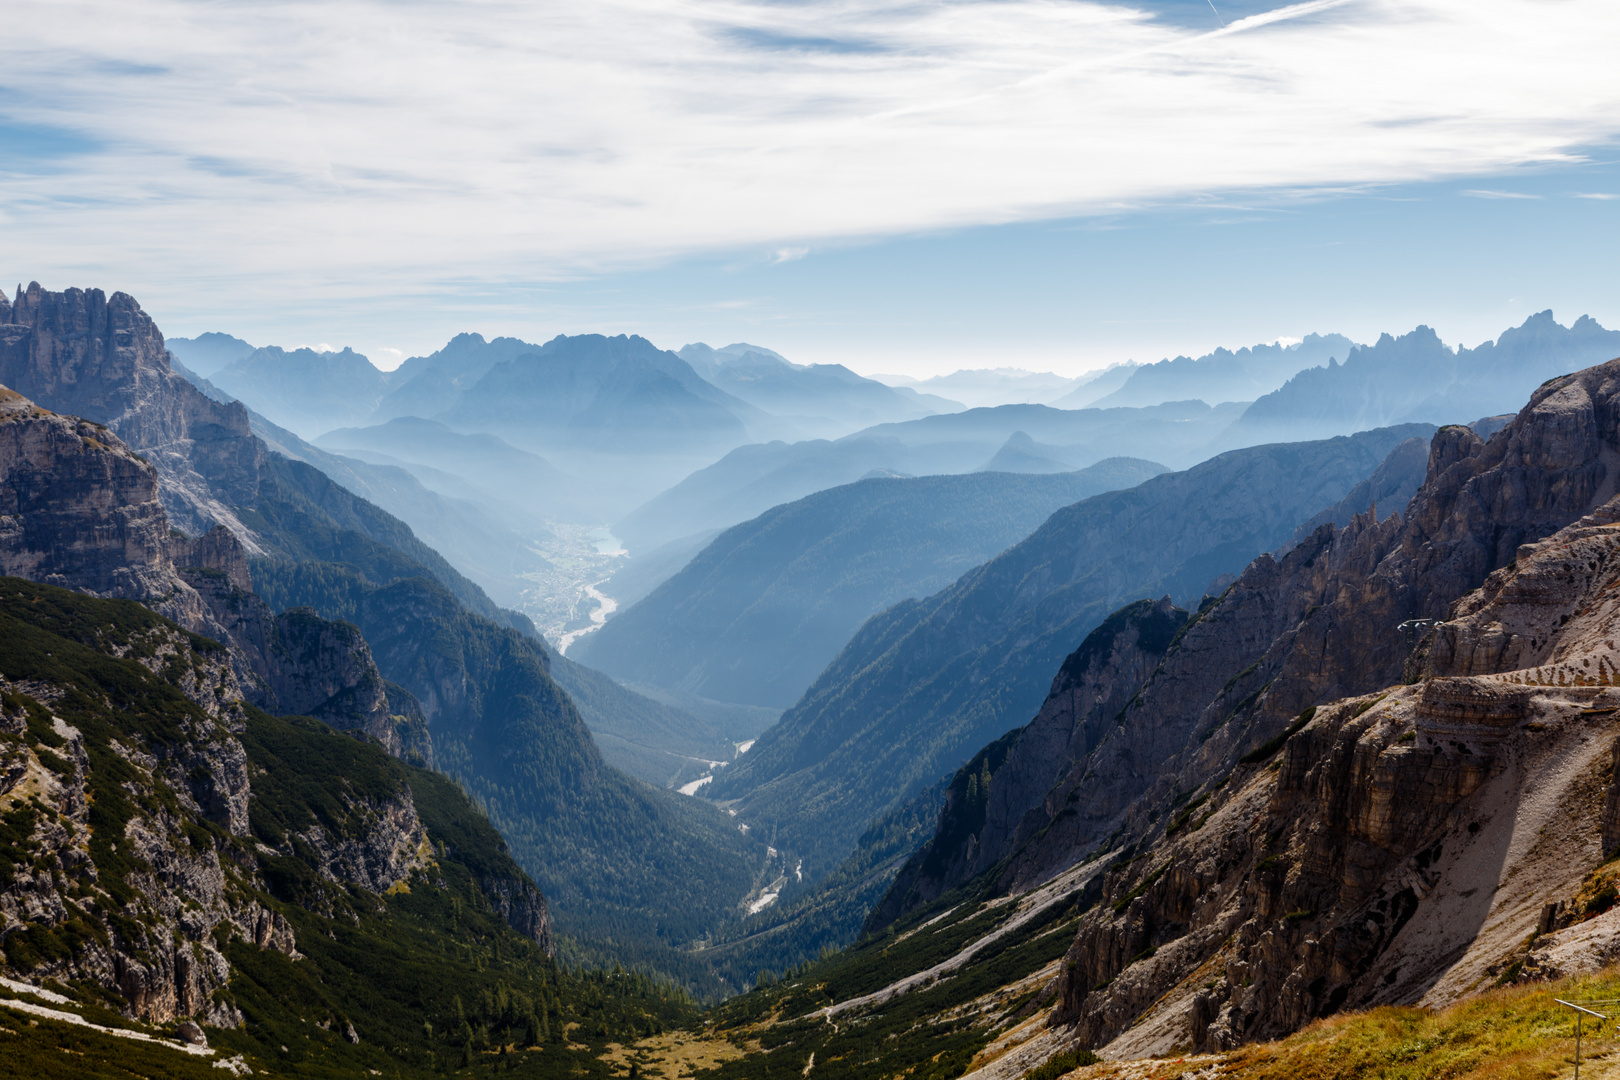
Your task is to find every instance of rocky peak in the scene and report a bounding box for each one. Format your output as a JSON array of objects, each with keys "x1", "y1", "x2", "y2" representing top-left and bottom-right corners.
[
  {"x1": 0, "y1": 381, "x2": 405, "y2": 756},
  {"x1": 1048, "y1": 489, "x2": 1620, "y2": 1058},
  {"x1": 0, "y1": 283, "x2": 264, "y2": 544}
]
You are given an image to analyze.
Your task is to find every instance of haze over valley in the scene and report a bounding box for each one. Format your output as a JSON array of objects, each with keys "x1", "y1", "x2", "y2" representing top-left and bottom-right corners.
[{"x1": 4, "y1": 0, "x2": 1620, "y2": 1075}]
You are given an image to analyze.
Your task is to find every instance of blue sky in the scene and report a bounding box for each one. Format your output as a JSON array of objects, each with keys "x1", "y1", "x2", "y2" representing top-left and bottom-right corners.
[{"x1": 2, "y1": 0, "x2": 1617, "y2": 376}]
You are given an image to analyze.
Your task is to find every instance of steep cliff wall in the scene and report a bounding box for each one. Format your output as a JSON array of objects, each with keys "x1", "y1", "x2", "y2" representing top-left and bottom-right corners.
[
  {"x1": 0, "y1": 282, "x2": 264, "y2": 542},
  {"x1": 1049, "y1": 496, "x2": 1620, "y2": 1057},
  {"x1": 0, "y1": 383, "x2": 406, "y2": 752},
  {"x1": 0, "y1": 578, "x2": 555, "y2": 1032},
  {"x1": 889, "y1": 360, "x2": 1620, "y2": 936}
]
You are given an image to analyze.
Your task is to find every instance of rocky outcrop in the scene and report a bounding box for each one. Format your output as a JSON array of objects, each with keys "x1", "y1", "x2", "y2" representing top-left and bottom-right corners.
[
  {"x1": 0, "y1": 383, "x2": 402, "y2": 750},
  {"x1": 262, "y1": 608, "x2": 397, "y2": 751},
  {"x1": 482, "y1": 876, "x2": 557, "y2": 953},
  {"x1": 287, "y1": 792, "x2": 432, "y2": 897},
  {"x1": 0, "y1": 283, "x2": 264, "y2": 543},
  {"x1": 1, "y1": 386, "x2": 190, "y2": 603},
  {"x1": 874, "y1": 598, "x2": 1188, "y2": 924},
  {"x1": 955, "y1": 357, "x2": 1620, "y2": 1063}
]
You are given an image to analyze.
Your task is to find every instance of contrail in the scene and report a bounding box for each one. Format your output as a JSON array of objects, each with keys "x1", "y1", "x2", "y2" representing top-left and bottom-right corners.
[{"x1": 1206, "y1": 0, "x2": 1227, "y2": 26}]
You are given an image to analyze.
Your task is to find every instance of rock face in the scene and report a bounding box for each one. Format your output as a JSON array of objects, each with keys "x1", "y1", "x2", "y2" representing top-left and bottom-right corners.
[
  {"x1": 1049, "y1": 495, "x2": 1620, "y2": 1056},
  {"x1": 481, "y1": 876, "x2": 557, "y2": 957},
  {"x1": 0, "y1": 578, "x2": 557, "y2": 1029},
  {"x1": 887, "y1": 356, "x2": 1620, "y2": 1063},
  {"x1": 0, "y1": 282, "x2": 265, "y2": 544},
  {"x1": 0, "y1": 385, "x2": 177, "y2": 600},
  {"x1": 0, "y1": 382, "x2": 402, "y2": 750},
  {"x1": 873, "y1": 597, "x2": 1187, "y2": 925}
]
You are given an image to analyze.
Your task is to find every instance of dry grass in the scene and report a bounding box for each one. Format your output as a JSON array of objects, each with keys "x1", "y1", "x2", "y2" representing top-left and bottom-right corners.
[
  {"x1": 597, "y1": 1030, "x2": 748, "y2": 1078},
  {"x1": 1065, "y1": 967, "x2": 1620, "y2": 1080}
]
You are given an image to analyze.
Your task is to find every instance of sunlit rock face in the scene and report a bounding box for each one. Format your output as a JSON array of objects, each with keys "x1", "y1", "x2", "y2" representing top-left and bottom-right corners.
[{"x1": 0, "y1": 282, "x2": 265, "y2": 544}]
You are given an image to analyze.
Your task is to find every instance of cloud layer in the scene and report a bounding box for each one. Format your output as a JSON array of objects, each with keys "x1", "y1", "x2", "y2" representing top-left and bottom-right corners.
[{"x1": 2, "y1": 0, "x2": 1618, "y2": 302}]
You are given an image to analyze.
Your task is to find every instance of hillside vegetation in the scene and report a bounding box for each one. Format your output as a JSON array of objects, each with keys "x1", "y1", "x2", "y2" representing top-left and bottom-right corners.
[{"x1": 0, "y1": 578, "x2": 696, "y2": 1079}]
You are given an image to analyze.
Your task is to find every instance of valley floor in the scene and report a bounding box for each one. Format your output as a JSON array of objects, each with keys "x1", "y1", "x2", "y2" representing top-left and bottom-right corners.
[{"x1": 603, "y1": 965, "x2": 1620, "y2": 1080}]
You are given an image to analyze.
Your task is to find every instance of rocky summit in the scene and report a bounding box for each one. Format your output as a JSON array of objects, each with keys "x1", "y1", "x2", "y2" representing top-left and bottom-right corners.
[
  {"x1": 0, "y1": 299, "x2": 708, "y2": 1077},
  {"x1": 849, "y1": 356, "x2": 1620, "y2": 1070}
]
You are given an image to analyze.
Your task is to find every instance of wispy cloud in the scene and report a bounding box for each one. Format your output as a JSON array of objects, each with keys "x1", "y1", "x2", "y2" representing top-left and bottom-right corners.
[
  {"x1": 1461, "y1": 189, "x2": 1543, "y2": 199},
  {"x1": 0, "y1": 0, "x2": 1617, "y2": 312}
]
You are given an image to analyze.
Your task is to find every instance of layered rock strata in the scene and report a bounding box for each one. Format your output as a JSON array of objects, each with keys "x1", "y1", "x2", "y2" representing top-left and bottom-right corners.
[
  {"x1": 1048, "y1": 495, "x2": 1620, "y2": 1056},
  {"x1": 887, "y1": 359, "x2": 1620, "y2": 930},
  {"x1": 0, "y1": 383, "x2": 401, "y2": 746},
  {"x1": 0, "y1": 282, "x2": 264, "y2": 542}
]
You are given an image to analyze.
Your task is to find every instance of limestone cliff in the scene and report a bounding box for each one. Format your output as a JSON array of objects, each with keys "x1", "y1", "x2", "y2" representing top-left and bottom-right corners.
[
  {"x1": 1048, "y1": 496, "x2": 1620, "y2": 1056},
  {"x1": 0, "y1": 282, "x2": 265, "y2": 543},
  {"x1": 0, "y1": 383, "x2": 405, "y2": 750},
  {"x1": 886, "y1": 360, "x2": 1620, "y2": 935},
  {"x1": 904, "y1": 356, "x2": 1620, "y2": 1065}
]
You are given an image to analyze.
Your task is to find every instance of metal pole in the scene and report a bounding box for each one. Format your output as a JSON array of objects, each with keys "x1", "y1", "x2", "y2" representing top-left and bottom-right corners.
[{"x1": 1556, "y1": 999, "x2": 1607, "y2": 1080}]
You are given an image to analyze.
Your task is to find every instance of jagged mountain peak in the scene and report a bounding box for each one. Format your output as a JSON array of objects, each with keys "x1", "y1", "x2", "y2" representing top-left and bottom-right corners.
[{"x1": 869, "y1": 354, "x2": 1620, "y2": 1064}]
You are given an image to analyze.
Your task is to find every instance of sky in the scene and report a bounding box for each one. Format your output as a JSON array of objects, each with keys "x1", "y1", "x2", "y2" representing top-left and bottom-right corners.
[{"x1": 2, "y1": 0, "x2": 1618, "y2": 377}]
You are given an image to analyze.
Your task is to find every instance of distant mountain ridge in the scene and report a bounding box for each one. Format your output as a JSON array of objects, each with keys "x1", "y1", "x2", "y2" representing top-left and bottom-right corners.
[
  {"x1": 1082, "y1": 332, "x2": 1355, "y2": 409},
  {"x1": 1228, "y1": 311, "x2": 1620, "y2": 444},
  {"x1": 575, "y1": 458, "x2": 1168, "y2": 708},
  {"x1": 679, "y1": 341, "x2": 954, "y2": 436},
  {"x1": 616, "y1": 399, "x2": 1247, "y2": 552},
  {"x1": 433, "y1": 332, "x2": 757, "y2": 453},
  {"x1": 705, "y1": 424, "x2": 1433, "y2": 877},
  {"x1": 210, "y1": 344, "x2": 388, "y2": 437}
]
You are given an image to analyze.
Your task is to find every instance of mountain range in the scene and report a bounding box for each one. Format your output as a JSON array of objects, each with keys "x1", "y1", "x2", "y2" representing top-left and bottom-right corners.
[
  {"x1": 705, "y1": 423, "x2": 1434, "y2": 877},
  {"x1": 574, "y1": 458, "x2": 1168, "y2": 708},
  {"x1": 1082, "y1": 332, "x2": 1355, "y2": 409},
  {"x1": 1227, "y1": 311, "x2": 1620, "y2": 445},
  {"x1": 0, "y1": 283, "x2": 786, "y2": 997},
  {"x1": 614, "y1": 399, "x2": 1247, "y2": 553},
  {"x1": 17, "y1": 278, "x2": 1620, "y2": 1079}
]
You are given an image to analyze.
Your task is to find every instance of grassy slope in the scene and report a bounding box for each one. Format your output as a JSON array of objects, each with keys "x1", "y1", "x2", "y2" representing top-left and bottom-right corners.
[
  {"x1": 1068, "y1": 968, "x2": 1620, "y2": 1080},
  {"x1": 673, "y1": 860, "x2": 1103, "y2": 1080}
]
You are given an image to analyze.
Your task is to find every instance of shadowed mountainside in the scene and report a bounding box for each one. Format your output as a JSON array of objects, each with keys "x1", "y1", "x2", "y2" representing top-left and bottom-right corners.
[
  {"x1": 706, "y1": 424, "x2": 1433, "y2": 878},
  {"x1": 577, "y1": 459, "x2": 1167, "y2": 709}
]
